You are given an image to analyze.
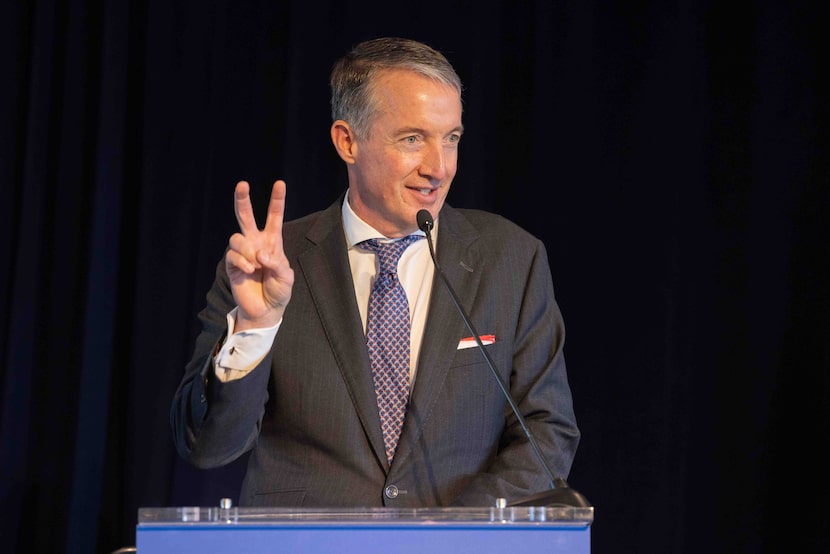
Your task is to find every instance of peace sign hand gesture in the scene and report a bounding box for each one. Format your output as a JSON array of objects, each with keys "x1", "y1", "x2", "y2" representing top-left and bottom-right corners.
[{"x1": 225, "y1": 180, "x2": 295, "y2": 332}]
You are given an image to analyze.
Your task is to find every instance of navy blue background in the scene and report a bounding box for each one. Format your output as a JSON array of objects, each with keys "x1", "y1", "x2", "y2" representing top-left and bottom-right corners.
[{"x1": 1, "y1": 1, "x2": 827, "y2": 552}]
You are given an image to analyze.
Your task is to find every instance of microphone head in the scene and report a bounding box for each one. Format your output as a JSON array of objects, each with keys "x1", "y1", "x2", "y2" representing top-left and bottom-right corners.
[{"x1": 416, "y1": 209, "x2": 434, "y2": 233}]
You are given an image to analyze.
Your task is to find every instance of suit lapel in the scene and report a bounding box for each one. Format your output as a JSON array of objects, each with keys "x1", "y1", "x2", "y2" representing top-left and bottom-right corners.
[
  {"x1": 296, "y1": 204, "x2": 388, "y2": 467},
  {"x1": 394, "y1": 207, "x2": 483, "y2": 466},
  {"x1": 295, "y1": 203, "x2": 483, "y2": 472}
]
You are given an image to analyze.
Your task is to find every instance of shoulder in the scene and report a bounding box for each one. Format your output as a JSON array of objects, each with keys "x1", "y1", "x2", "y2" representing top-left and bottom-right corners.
[
  {"x1": 282, "y1": 196, "x2": 344, "y2": 244},
  {"x1": 442, "y1": 204, "x2": 543, "y2": 250}
]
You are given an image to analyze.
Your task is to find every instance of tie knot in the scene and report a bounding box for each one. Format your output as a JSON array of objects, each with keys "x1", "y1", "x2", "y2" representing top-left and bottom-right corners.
[{"x1": 359, "y1": 235, "x2": 423, "y2": 274}]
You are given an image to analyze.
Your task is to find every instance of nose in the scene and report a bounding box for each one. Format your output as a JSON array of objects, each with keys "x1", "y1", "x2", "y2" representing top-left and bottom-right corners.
[{"x1": 418, "y1": 141, "x2": 448, "y2": 181}]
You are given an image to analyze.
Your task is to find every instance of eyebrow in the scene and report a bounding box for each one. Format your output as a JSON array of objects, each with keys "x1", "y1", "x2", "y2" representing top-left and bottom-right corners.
[{"x1": 396, "y1": 125, "x2": 465, "y2": 136}]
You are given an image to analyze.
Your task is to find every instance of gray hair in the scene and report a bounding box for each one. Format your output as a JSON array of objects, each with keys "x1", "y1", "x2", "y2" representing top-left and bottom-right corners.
[{"x1": 329, "y1": 37, "x2": 463, "y2": 139}]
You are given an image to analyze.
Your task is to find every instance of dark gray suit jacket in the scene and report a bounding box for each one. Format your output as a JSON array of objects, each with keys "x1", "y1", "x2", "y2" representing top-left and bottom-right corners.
[{"x1": 171, "y1": 198, "x2": 579, "y2": 507}]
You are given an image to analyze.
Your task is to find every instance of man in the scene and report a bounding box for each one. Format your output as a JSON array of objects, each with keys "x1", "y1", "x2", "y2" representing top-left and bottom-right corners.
[{"x1": 171, "y1": 37, "x2": 580, "y2": 507}]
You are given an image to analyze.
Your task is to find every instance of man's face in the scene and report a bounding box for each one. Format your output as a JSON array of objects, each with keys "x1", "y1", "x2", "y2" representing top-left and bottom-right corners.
[{"x1": 346, "y1": 69, "x2": 463, "y2": 238}]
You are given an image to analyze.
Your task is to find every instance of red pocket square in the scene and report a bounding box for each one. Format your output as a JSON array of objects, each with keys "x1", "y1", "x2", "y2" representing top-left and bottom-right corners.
[{"x1": 457, "y1": 334, "x2": 496, "y2": 349}]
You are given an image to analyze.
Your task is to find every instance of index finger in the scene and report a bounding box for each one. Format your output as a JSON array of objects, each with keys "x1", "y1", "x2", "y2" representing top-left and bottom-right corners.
[
  {"x1": 233, "y1": 180, "x2": 259, "y2": 235},
  {"x1": 262, "y1": 180, "x2": 287, "y2": 240}
]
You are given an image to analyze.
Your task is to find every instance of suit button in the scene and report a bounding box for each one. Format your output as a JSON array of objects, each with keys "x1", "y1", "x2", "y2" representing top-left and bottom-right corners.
[{"x1": 384, "y1": 485, "x2": 399, "y2": 499}]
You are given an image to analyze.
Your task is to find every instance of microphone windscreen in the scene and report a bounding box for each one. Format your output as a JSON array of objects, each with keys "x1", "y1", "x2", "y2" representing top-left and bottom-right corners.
[{"x1": 416, "y1": 210, "x2": 434, "y2": 232}]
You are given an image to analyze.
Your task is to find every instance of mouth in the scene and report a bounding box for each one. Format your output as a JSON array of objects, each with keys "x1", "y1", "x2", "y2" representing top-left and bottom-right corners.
[{"x1": 409, "y1": 186, "x2": 436, "y2": 197}]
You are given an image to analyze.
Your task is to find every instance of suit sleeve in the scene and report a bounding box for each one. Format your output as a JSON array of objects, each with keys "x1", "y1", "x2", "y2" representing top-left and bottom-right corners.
[{"x1": 170, "y1": 257, "x2": 273, "y2": 469}]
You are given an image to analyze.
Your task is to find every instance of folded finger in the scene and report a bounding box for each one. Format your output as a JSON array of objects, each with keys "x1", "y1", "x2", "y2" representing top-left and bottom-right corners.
[{"x1": 228, "y1": 233, "x2": 259, "y2": 271}]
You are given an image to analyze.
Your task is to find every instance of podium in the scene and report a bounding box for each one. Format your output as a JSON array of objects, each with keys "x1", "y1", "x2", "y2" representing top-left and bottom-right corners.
[{"x1": 137, "y1": 503, "x2": 593, "y2": 553}]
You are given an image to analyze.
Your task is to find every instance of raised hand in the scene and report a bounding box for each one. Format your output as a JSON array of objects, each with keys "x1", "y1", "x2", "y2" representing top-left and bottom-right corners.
[{"x1": 225, "y1": 180, "x2": 295, "y2": 332}]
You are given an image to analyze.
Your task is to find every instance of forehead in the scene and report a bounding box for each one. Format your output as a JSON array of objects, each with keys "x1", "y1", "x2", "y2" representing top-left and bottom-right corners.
[{"x1": 370, "y1": 70, "x2": 462, "y2": 130}]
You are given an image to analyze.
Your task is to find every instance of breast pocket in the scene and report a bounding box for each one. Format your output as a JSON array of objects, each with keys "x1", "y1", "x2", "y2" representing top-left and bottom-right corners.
[{"x1": 450, "y1": 339, "x2": 509, "y2": 372}]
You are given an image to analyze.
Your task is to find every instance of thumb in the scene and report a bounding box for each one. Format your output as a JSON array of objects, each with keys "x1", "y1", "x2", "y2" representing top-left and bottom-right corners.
[{"x1": 258, "y1": 251, "x2": 271, "y2": 264}]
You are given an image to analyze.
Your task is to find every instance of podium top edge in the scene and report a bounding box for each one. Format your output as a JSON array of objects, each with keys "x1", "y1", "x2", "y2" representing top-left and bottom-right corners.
[{"x1": 138, "y1": 506, "x2": 594, "y2": 526}]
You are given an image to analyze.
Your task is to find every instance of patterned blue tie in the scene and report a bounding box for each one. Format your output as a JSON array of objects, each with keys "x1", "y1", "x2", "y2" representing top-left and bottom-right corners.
[{"x1": 359, "y1": 235, "x2": 423, "y2": 464}]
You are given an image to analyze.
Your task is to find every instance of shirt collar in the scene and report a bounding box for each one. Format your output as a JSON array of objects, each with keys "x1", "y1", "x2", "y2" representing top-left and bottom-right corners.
[{"x1": 341, "y1": 190, "x2": 430, "y2": 247}]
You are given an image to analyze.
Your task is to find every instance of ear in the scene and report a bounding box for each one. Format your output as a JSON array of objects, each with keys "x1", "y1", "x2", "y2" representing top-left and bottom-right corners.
[{"x1": 330, "y1": 120, "x2": 357, "y2": 164}]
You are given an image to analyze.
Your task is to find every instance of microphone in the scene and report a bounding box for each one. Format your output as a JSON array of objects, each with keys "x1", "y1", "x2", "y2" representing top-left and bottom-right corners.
[{"x1": 416, "y1": 209, "x2": 589, "y2": 508}]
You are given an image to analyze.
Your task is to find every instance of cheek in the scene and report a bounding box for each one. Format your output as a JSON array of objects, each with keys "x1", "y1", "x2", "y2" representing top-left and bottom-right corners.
[
  {"x1": 441, "y1": 148, "x2": 459, "y2": 173},
  {"x1": 446, "y1": 157, "x2": 459, "y2": 177},
  {"x1": 365, "y1": 148, "x2": 412, "y2": 177}
]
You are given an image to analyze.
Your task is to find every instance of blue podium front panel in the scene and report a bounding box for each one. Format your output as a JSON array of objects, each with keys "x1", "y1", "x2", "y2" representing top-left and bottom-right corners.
[{"x1": 137, "y1": 506, "x2": 593, "y2": 554}]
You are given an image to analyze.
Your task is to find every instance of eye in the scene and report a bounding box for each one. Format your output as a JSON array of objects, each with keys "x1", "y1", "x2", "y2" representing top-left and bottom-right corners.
[
  {"x1": 447, "y1": 133, "x2": 461, "y2": 144},
  {"x1": 404, "y1": 135, "x2": 419, "y2": 144}
]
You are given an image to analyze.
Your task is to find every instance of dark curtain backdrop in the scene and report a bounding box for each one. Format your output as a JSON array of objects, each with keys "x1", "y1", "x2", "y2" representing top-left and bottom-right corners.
[{"x1": 1, "y1": 0, "x2": 827, "y2": 552}]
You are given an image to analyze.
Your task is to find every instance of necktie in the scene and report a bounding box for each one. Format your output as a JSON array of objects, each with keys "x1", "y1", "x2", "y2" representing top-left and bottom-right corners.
[{"x1": 359, "y1": 235, "x2": 423, "y2": 464}]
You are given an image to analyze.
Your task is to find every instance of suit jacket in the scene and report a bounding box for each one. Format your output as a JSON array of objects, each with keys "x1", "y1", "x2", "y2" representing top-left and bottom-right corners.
[{"x1": 171, "y1": 197, "x2": 580, "y2": 507}]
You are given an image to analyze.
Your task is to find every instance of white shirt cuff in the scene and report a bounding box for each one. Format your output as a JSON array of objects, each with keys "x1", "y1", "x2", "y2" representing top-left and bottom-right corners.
[{"x1": 214, "y1": 307, "x2": 280, "y2": 382}]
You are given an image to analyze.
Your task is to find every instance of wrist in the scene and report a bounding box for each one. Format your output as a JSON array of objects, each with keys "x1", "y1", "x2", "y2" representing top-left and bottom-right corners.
[{"x1": 234, "y1": 308, "x2": 283, "y2": 332}]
